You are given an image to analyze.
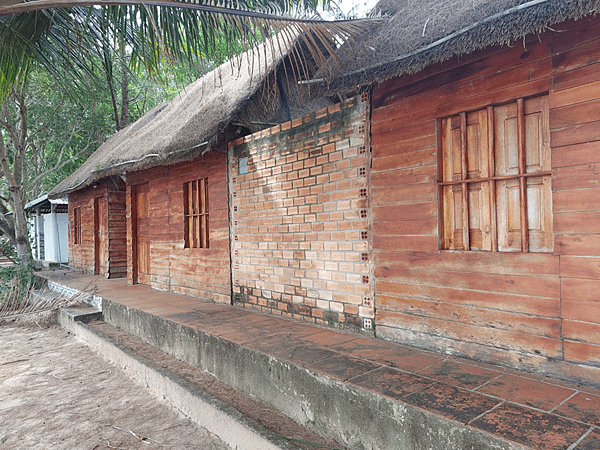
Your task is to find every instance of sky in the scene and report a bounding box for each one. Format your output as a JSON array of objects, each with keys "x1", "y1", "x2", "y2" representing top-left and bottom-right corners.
[
  {"x1": 322, "y1": 0, "x2": 379, "y2": 18},
  {"x1": 338, "y1": 0, "x2": 378, "y2": 17}
]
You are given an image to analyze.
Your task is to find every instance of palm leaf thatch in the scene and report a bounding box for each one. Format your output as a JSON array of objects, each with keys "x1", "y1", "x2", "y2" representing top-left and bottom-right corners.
[{"x1": 314, "y1": 0, "x2": 600, "y2": 93}]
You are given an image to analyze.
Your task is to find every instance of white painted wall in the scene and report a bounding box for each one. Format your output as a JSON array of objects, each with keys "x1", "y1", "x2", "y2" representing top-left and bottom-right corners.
[
  {"x1": 27, "y1": 216, "x2": 44, "y2": 260},
  {"x1": 43, "y1": 212, "x2": 69, "y2": 263}
]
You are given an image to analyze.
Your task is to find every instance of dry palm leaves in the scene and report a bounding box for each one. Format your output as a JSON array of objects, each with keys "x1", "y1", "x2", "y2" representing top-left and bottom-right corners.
[{"x1": 0, "y1": 277, "x2": 95, "y2": 324}]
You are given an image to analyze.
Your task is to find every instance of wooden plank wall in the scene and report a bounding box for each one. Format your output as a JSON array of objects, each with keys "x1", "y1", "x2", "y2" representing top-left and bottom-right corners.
[
  {"x1": 371, "y1": 16, "x2": 600, "y2": 380},
  {"x1": 125, "y1": 151, "x2": 231, "y2": 303},
  {"x1": 68, "y1": 178, "x2": 126, "y2": 278},
  {"x1": 550, "y1": 17, "x2": 600, "y2": 368},
  {"x1": 107, "y1": 178, "x2": 127, "y2": 278},
  {"x1": 69, "y1": 187, "x2": 97, "y2": 274}
]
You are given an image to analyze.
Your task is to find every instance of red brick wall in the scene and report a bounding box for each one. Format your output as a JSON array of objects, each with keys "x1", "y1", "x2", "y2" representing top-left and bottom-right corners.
[
  {"x1": 370, "y1": 16, "x2": 600, "y2": 384},
  {"x1": 229, "y1": 95, "x2": 373, "y2": 331},
  {"x1": 125, "y1": 151, "x2": 231, "y2": 303},
  {"x1": 68, "y1": 177, "x2": 126, "y2": 278}
]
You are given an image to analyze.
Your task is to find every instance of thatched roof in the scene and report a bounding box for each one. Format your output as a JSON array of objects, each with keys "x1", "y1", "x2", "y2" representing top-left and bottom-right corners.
[
  {"x1": 49, "y1": 31, "x2": 332, "y2": 199},
  {"x1": 321, "y1": 0, "x2": 600, "y2": 92}
]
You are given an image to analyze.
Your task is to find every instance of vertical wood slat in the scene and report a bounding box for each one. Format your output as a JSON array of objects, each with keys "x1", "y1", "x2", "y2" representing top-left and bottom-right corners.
[
  {"x1": 203, "y1": 178, "x2": 209, "y2": 248},
  {"x1": 184, "y1": 182, "x2": 190, "y2": 248},
  {"x1": 438, "y1": 118, "x2": 449, "y2": 250},
  {"x1": 200, "y1": 178, "x2": 206, "y2": 249},
  {"x1": 487, "y1": 106, "x2": 497, "y2": 252},
  {"x1": 460, "y1": 112, "x2": 470, "y2": 251},
  {"x1": 189, "y1": 180, "x2": 194, "y2": 248},
  {"x1": 517, "y1": 98, "x2": 529, "y2": 252},
  {"x1": 194, "y1": 179, "x2": 200, "y2": 248},
  {"x1": 190, "y1": 179, "x2": 195, "y2": 248}
]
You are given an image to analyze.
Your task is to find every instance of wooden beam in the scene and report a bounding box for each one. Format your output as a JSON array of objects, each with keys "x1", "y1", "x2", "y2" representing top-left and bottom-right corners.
[
  {"x1": 460, "y1": 112, "x2": 469, "y2": 251},
  {"x1": 517, "y1": 98, "x2": 529, "y2": 252},
  {"x1": 487, "y1": 106, "x2": 497, "y2": 252},
  {"x1": 438, "y1": 171, "x2": 552, "y2": 186}
]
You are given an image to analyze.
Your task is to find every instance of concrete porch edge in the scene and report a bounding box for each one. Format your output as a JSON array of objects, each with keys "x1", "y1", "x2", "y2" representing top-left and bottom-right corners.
[
  {"x1": 56, "y1": 306, "x2": 303, "y2": 450},
  {"x1": 98, "y1": 294, "x2": 527, "y2": 450}
]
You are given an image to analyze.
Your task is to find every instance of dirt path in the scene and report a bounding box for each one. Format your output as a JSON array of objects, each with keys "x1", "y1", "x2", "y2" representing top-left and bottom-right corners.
[{"x1": 0, "y1": 323, "x2": 232, "y2": 450}]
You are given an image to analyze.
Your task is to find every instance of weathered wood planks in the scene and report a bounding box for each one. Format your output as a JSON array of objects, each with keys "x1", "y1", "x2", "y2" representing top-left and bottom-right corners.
[{"x1": 370, "y1": 16, "x2": 600, "y2": 375}]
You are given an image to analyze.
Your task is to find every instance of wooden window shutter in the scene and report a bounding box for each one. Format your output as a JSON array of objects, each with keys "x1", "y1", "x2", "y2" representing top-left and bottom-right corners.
[
  {"x1": 184, "y1": 178, "x2": 209, "y2": 249},
  {"x1": 440, "y1": 115, "x2": 458, "y2": 250},
  {"x1": 439, "y1": 96, "x2": 551, "y2": 253},
  {"x1": 73, "y1": 207, "x2": 82, "y2": 245},
  {"x1": 495, "y1": 97, "x2": 552, "y2": 252},
  {"x1": 440, "y1": 111, "x2": 491, "y2": 251},
  {"x1": 466, "y1": 109, "x2": 492, "y2": 251}
]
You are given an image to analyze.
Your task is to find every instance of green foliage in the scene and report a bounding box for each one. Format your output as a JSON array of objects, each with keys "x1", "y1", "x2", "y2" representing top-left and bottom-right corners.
[
  {"x1": 0, "y1": 61, "x2": 186, "y2": 202},
  {"x1": 0, "y1": 0, "x2": 346, "y2": 269},
  {"x1": 0, "y1": 0, "x2": 331, "y2": 102},
  {"x1": 0, "y1": 239, "x2": 35, "y2": 303}
]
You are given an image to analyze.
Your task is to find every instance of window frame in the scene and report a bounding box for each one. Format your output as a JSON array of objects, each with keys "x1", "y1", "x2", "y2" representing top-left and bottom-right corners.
[
  {"x1": 72, "y1": 206, "x2": 82, "y2": 245},
  {"x1": 438, "y1": 97, "x2": 552, "y2": 253},
  {"x1": 183, "y1": 177, "x2": 209, "y2": 249}
]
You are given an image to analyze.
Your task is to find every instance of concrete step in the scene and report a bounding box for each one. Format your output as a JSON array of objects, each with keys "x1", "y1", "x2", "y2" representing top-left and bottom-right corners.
[
  {"x1": 56, "y1": 307, "x2": 339, "y2": 450},
  {"x1": 101, "y1": 299, "x2": 532, "y2": 450}
]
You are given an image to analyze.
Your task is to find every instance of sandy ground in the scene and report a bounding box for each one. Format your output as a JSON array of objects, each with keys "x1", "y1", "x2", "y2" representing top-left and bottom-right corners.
[{"x1": 0, "y1": 323, "x2": 232, "y2": 450}]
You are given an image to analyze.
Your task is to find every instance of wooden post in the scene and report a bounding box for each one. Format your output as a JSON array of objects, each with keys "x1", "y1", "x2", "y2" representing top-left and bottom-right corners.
[
  {"x1": 487, "y1": 106, "x2": 497, "y2": 252},
  {"x1": 517, "y1": 98, "x2": 529, "y2": 252},
  {"x1": 460, "y1": 112, "x2": 469, "y2": 251}
]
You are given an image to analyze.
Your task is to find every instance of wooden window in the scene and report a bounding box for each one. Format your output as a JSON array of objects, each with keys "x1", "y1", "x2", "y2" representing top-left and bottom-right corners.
[
  {"x1": 439, "y1": 96, "x2": 552, "y2": 252},
  {"x1": 73, "y1": 207, "x2": 82, "y2": 245},
  {"x1": 184, "y1": 178, "x2": 209, "y2": 248}
]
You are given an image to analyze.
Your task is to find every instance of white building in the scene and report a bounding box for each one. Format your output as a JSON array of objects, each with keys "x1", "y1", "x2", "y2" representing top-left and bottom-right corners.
[{"x1": 25, "y1": 194, "x2": 69, "y2": 264}]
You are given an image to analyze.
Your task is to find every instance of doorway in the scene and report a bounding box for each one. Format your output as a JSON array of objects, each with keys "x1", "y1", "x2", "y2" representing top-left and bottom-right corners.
[
  {"x1": 93, "y1": 196, "x2": 106, "y2": 275},
  {"x1": 132, "y1": 183, "x2": 151, "y2": 285}
]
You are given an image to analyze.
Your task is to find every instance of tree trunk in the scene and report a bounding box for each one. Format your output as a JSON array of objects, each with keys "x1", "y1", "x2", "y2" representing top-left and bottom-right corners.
[
  {"x1": 118, "y1": 37, "x2": 129, "y2": 130},
  {"x1": 9, "y1": 187, "x2": 32, "y2": 267},
  {"x1": 0, "y1": 92, "x2": 33, "y2": 267},
  {"x1": 118, "y1": 69, "x2": 129, "y2": 130}
]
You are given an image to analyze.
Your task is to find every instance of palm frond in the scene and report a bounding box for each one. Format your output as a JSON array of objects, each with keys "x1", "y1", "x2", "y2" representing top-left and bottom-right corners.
[
  {"x1": 0, "y1": 279, "x2": 93, "y2": 324},
  {"x1": 0, "y1": 0, "x2": 380, "y2": 102}
]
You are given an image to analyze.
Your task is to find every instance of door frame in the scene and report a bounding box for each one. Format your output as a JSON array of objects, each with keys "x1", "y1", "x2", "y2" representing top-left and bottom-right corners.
[
  {"x1": 131, "y1": 184, "x2": 140, "y2": 284},
  {"x1": 93, "y1": 196, "x2": 103, "y2": 275},
  {"x1": 131, "y1": 183, "x2": 150, "y2": 285}
]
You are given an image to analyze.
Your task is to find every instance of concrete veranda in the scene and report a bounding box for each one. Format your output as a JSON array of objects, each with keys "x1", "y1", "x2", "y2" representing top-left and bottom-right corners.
[{"x1": 39, "y1": 270, "x2": 600, "y2": 450}]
